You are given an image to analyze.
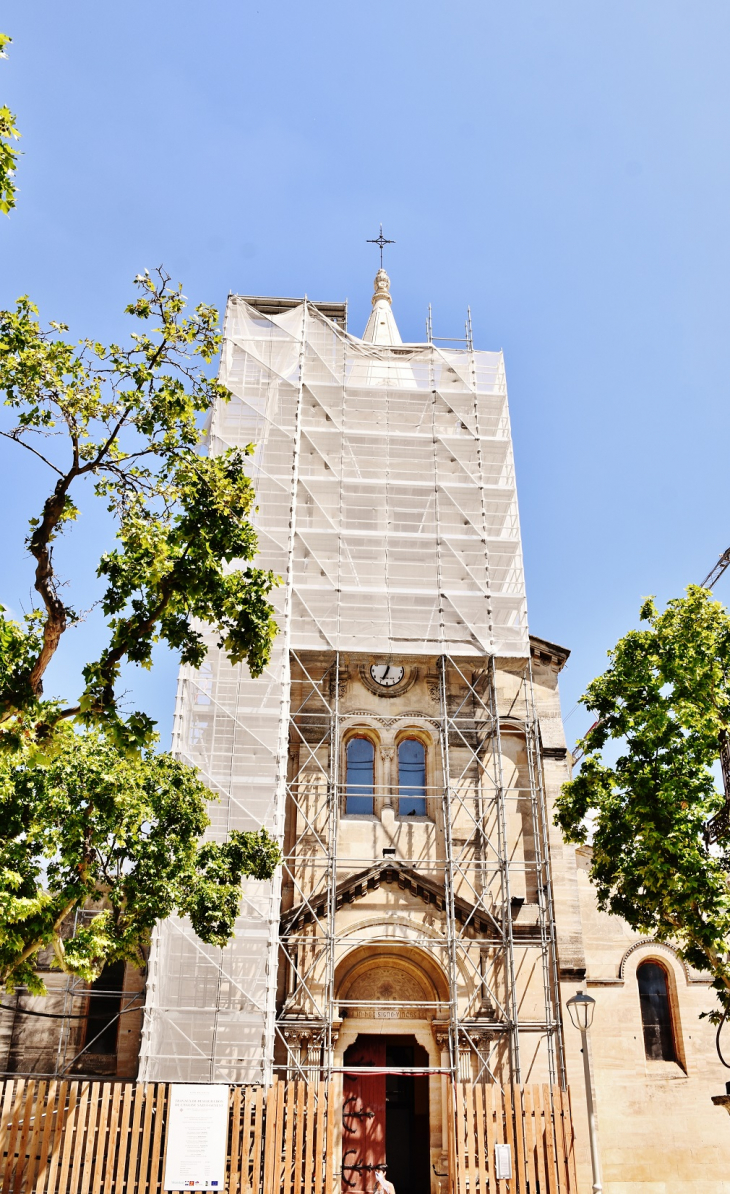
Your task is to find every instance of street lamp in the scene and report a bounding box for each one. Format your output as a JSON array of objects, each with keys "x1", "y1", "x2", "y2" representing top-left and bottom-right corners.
[{"x1": 566, "y1": 991, "x2": 602, "y2": 1194}]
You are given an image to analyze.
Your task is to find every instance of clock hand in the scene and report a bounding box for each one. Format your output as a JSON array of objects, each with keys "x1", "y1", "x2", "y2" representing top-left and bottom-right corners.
[{"x1": 381, "y1": 666, "x2": 391, "y2": 681}]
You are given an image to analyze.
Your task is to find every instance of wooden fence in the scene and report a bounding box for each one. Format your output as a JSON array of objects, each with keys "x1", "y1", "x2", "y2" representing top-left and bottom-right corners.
[
  {"x1": 1, "y1": 1077, "x2": 578, "y2": 1194},
  {"x1": 448, "y1": 1082, "x2": 579, "y2": 1194},
  {"x1": 0, "y1": 1078, "x2": 337, "y2": 1194}
]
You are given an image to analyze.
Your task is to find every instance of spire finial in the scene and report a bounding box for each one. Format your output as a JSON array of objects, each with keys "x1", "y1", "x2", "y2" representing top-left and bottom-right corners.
[
  {"x1": 371, "y1": 268, "x2": 392, "y2": 307},
  {"x1": 366, "y1": 223, "x2": 395, "y2": 269}
]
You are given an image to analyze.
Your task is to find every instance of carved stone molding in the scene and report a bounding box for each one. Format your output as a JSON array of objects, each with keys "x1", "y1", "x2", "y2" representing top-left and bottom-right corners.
[
  {"x1": 329, "y1": 667, "x2": 349, "y2": 701},
  {"x1": 618, "y1": 939, "x2": 692, "y2": 983},
  {"x1": 342, "y1": 711, "x2": 441, "y2": 732}
]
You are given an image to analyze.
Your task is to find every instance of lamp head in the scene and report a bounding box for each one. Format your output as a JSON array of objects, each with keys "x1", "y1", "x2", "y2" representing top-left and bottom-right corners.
[{"x1": 566, "y1": 990, "x2": 596, "y2": 1032}]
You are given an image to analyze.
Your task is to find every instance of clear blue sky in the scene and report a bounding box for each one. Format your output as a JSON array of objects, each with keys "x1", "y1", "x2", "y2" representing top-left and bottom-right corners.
[{"x1": 3, "y1": 1, "x2": 730, "y2": 748}]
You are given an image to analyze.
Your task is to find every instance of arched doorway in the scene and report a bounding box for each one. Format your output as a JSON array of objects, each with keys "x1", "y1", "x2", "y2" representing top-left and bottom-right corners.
[
  {"x1": 342, "y1": 1035, "x2": 430, "y2": 1194},
  {"x1": 335, "y1": 947, "x2": 447, "y2": 1194}
]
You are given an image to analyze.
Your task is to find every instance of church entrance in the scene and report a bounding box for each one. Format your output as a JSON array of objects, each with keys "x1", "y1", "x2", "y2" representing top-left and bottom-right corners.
[{"x1": 342, "y1": 1035, "x2": 430, "y2": 1194}]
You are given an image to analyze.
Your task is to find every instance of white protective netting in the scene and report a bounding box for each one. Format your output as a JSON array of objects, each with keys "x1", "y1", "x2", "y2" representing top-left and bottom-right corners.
[{"x1": 139, "y1": 299, "x2": 528, "y2": 1082}]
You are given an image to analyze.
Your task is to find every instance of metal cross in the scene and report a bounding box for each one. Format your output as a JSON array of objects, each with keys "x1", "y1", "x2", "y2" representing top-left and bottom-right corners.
[{"x1": 366, "y1": 224, "x2": 395, "y2": 269}]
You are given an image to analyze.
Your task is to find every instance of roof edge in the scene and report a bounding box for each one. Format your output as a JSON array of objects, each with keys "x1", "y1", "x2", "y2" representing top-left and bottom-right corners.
[{"x1": 529, "y1": 633, "x2": 571, "y2": 671}]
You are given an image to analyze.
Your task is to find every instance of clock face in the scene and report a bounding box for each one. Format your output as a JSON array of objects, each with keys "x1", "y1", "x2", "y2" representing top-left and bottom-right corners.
[{"x1": 370, "y1": 664, "x2": 405, "y2": 688}]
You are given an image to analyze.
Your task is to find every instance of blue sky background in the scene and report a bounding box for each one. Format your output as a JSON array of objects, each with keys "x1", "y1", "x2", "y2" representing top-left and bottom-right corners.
[{"x1": 2, "y1": 1, "x2": 730, "y2": 749}]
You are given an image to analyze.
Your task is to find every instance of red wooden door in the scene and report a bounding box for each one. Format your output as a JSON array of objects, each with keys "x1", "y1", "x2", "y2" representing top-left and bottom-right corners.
[{"x1": 342, "y1": 1038, "x2": 386, "y2": 1194}]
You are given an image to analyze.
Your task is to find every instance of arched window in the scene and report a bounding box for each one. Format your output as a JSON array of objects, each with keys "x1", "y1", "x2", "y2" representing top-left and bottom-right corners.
[
  {"x1": 398, "y1": 739, "x2": 427, "y2": 816},
  {"x1": 346, "y1": 738, "x2": 375, "y2": 815},
  {"x1": 637, "y1": 961, "x2": 675, "y2": 1061}
]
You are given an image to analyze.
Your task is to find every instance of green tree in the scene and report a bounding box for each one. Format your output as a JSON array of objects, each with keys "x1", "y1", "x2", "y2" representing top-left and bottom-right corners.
[
  {"x1": 0, "y1": 34, "x2": 21, "y2": 214},
  {"x1": 0, "y1": 730, "x2": 281, "y2": 993},
  {"x1": 555, "y1": 586, "x2": 730, "y2": 1015},
  {"x1": 0, "y1": 269, "x2": 277, "y2": 755},
  {"x1": 0, "y1": 270, "x2": 282, "y2": 989}
]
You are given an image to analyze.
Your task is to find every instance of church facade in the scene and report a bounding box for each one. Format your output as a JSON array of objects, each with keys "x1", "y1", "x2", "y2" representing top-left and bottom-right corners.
[{"x1": 2, "y1": 270, "x2": 730, "y2": 1193}]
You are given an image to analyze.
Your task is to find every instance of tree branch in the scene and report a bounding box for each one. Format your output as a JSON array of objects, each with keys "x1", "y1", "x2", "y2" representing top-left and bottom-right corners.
[{"x1": 0, "y1": 430, "x2": 64, "y2": 476}]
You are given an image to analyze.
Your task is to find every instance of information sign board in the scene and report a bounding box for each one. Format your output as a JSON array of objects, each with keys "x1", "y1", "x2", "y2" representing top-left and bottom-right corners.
[{"x1": 163, "y1": 1084, "x2": 229, "y2": 1190}]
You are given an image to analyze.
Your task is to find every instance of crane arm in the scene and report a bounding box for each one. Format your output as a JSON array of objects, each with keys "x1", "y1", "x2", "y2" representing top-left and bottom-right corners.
[{"x1": 701, "y1": 547, "x2": 730, "y2": 589}]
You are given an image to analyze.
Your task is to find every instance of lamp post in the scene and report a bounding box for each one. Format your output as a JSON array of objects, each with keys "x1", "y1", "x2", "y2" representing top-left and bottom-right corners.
[{"x1": 566, "y1": 991, "x2": 602, "y2": 1194}]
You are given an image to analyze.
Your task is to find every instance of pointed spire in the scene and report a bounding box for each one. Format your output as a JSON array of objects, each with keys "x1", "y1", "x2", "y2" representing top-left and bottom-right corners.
[{"x1": 362, "y1": 268, "x2": 403, "y2": 345}]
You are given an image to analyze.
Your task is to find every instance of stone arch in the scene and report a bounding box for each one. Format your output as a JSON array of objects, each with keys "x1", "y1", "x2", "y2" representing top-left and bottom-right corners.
[
  {"x1": 334, "y1": 940, "x2": 450, "y2": 1019},
  {"x1": 619, "y1": 939, "x2": 691, "y2": 984}
]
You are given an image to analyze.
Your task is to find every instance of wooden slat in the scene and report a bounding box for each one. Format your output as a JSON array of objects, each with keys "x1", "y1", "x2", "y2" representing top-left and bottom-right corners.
[
  {"x1": 264, "y1": 1074, "x2": 280, "y2": 1194},
  {"x1": 275, "y1": 1081, "x2": 286, "y2": 1194},
  {"x1": 56, "y1": 1083, "x2": 79, "y2": 1194},
  {"x1": 511, "y1": 1086, "x2": 527, "y2": 1194},
  {"x1": 261, "y1": 1081, "x2": 277, "y2": 1194},
  {"x1": 11, "y1": 1079, "x2": 37, "y2": 1194},
  {"x1": 2, "y1": 1079, "x2": 26, "y2": 1194},
  {"x1": 523, "y1": 1086, "x2": 537, "y2": 1194},
  {"x1": 294, "y1": 1081, "x2": 306, "y2": 1194},
  {"x1": 282, "y1": 1082, "x2": 295, "y2": 1194},
  {"x1": 552, "y1": 1088, "x2": 569, "y2": 1194},
  {"x1": 114, "y1": 1085, "x2": 133, "y2": 1194},
  {"x1": 503, "y1": 1086, "x2": 517, "y2": 1194},
  {"x1": 473, "y1": 1084, "x2": 488, "y2": 1194},
  {"x1": 542, "y1": 1085, "x2": 558, "y2": 1194},
  {"x1": 312, "y1": 1082, "x2": 325, "y2": 1194},
  {"x1": 79, "y1": 1084, "x2": 99, "y2": 1194},
  {"x1": 564, "y1": 1088, "x2": 579, "y2": 1194},
  {"x1": 483, "y1": 1084, "x2": 496, "y2": 1194},
  {"x1": 125, "y1": 1083, "x2": 144, "y2": 1194},
  {"x1": 229, "y1": 1087, "x2": 243, "y2": 1194},
  {"x1": 251, "y1": 1087, "x2": 264, "y2": 1194},
  {"x1": 0, "y1": 1080, "x2": 18, "y2": 1187},
  {"x1": 100, "y1": 1084, "x2": 122, "y2": 1194},
  {"x1": 452, "y1": 1082, "x2": 463, "y2": 1194},
  {"x1": 533, "y1": 1086, "x2": 548, "y2": 1194},
  {"x1": 465, "y1": 1082, "x2": 477, "y2": 1192},
  {"x1": 493, "y1": 1084, "x2": 506, "y2": 1194},
  {"x1": 9, "y1": 1079, "x2": 33, "y2": 1189},
  {"x1": 302, "y1": 1081, "x2": 315, "y2": 1194},
  {"x1": 24, "y1": 1082, "x2": 49, "y2": 1194},
  {"x1": 239, "y1": 1086, "x2": 252, "y2": 1194},
  {"x1": 460, "y1": 1082, "x2": 470, "y2": 1194},
  {"x1": 34, "y1": 1080, "x2": 58, "y2": 1194},
  {"x1": 90, "y1": 1084, "x2": 112, "y2": 1194},
  {"x1": 323, "y1": 1081, "x2": 335, "y2": 1194},
  {"x1": 147, "y1": 1084, "x2": 166, "y2": 1194},
  {"x1": 68, "y1": 1082, "x2": 92, "y2": 1194},
  {"x1": 242, "y1": 1086, "x2": 254, "y2": 1194},
  {"x1": 137, "y1": 1085, "x2": 156, "y2": 1194},
  {"x1": 44, "y1": 1081, "x2": 69, "y2": 1194}
]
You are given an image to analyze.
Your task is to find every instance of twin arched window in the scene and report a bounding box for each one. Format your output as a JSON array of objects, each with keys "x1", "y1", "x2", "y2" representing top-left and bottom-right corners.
[
  {"x1": 637, "y1": 961, "x2": 675, "y2": 1061},
  {"x1": 345, "y1": 736, "x2": 427, "y2": 816}
]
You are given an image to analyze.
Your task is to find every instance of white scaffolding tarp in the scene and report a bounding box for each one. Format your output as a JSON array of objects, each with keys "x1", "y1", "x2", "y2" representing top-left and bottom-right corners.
[{"x1": 139, "y1": 299, "x2": 529, "y2": 1082}]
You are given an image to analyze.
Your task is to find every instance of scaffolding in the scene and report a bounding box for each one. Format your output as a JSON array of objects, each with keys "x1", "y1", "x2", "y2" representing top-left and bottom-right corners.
[
  {"x1": 275, "y1": 649, "x2": 564, "y2": 1088},
  {"x1": 139, "y1": 291, "x2": 562, "y2": 1086}
]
